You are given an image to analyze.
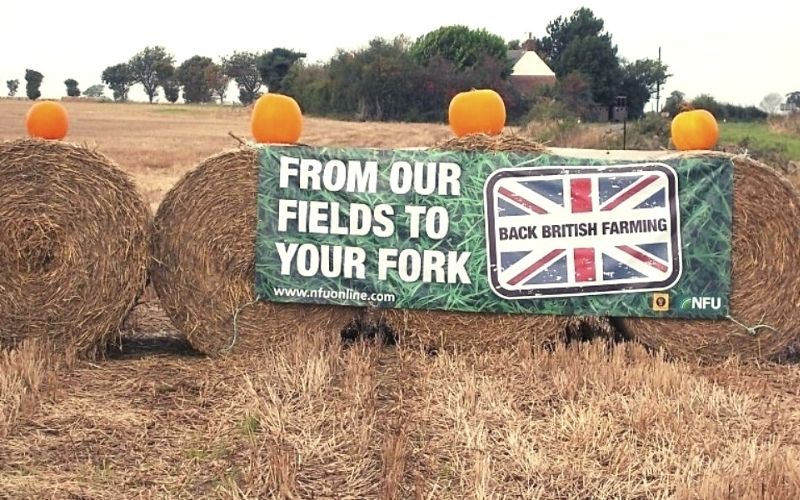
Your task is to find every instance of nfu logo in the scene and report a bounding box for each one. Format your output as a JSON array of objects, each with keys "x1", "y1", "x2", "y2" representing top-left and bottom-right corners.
[{"x1": 680, "y1": 297, "x2": 722, "y2": 310}]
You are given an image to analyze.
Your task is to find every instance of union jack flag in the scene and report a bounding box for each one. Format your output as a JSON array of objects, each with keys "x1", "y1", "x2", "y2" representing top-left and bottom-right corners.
[{"x1": 484, "y1": 164, "x2": 681, "y2": 298}]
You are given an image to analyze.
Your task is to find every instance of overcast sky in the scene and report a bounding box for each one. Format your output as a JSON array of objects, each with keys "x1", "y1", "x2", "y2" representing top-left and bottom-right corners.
[{"x1": 1, "y1": 1, "x2": 798, "y2": 108}]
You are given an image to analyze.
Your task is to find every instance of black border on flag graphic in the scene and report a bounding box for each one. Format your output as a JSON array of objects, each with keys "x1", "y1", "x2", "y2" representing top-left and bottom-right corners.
[{"x1": 483, "y1": 163, "x2": 682, "y2": 299}]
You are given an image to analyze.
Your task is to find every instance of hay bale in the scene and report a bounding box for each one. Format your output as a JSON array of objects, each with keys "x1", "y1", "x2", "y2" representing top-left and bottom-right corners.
[
  {"x1": 619, "y1": 155, "x2": 800, "y2": 362},
  {"x1": 379, "y1": 133, "x2": 576, "y2": 352},
  {"x1": 0, "y1": 139, "x2": 150, "y2": 358},
  {"x1": 150, "y1": 147, "x2": 360, "y2": 356},
  {"x1": 436, "y1": 133, "x2": 548, "y2": 153}
]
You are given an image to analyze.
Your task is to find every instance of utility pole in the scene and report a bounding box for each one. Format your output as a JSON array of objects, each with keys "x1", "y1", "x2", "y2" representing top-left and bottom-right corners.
[{"x1": 655, "y1": 46, "x2": 662, "y2": 113}]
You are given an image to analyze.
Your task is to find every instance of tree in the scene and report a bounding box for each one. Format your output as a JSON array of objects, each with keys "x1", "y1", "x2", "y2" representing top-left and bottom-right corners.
[
  {"x1": 6, "y1": 79, "x2": 19, "y2": 97},
  {"x1": 617, "y1": 73, "x2": 650, "y2": 121},
  {"x1": 64, "y1": 78, "x2": 80, "y2": 97},
  {"x1": 204, "y1": 63, "x2": 230, "y2": 104},
  {"x1": 256, "y1": 48, "x2": 306, "y2": 93},
  {"x1": 691, "y1": 94, "x2": 725, "y2": 119},
  {"x1": 162, "y1": 78, "x2": 180, "y2": 103},
  {"x1": 556, "y1": 71, "x2": 594, "y2": 119},
  {"x1": 410, "y1": 25, "x2": 510, "y2": 74},
  {"x1": 618, "y1": 59, "x2": 671, "y2": 119},
  {"x1": 102, "y1": 63, "x2": 134, "y2": 102},
  {"x1": 283, "y1": 62, "x2": 331, "y2": 116},
  {"x1": 333, "y1": 37, "x2": 421, "y2": 121},
  {"x1": 24, "y1": 69, "x2": 43, "y2": 100},
  {"x1": 507, "y1": 39, "x2": 521, "y2": 50},
  {"x1": 759, "y1": 92, "x2": 783, "y2": 115},
  {"x1": 176, "y1": 55, "x2": 215, "y2": 103},
  {"x1": 538, "y1": 8, "x2": 606, "y2": 66},
  {"x1": 662, "y1": 90, "x2": 685, "y2": 117},
  {"x1": 560, "y1": 37, "x2": 622, "y2": 105},
  {"x1": 537, "y1": 8, "x2": 622, "y2": 105},
  {"x1": 129, "y1": 46, "x2": 175, "y2": 103},
  {"x1": 222, "y1": 51, "x2": 263, "y2": 105},
  {"x1": 83, "y1": 84, "x2": 105, "y2": 98}
]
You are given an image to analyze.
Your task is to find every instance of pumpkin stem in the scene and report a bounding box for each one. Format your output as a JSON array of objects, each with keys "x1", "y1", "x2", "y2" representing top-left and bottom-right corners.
[{"x1": 678, "y1": 101, "x2": 693, "y2": 112}]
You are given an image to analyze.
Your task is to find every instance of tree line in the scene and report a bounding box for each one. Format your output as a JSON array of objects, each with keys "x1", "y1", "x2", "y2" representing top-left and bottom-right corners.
[
  {"x1": 662, "y1": 91, "x2": 770, "y2": 122},
  {"x1": 4, "y1": 7, "x2": 795, "y2": 123},
  {"x1": 4, "y1": 47, "x2": 304, "y2": 106},
  {"x1": 282, "y1": 9, "x2": 672, "y2": 123},
  {"x1": 96, "y1": 47, "x2": 305, "y2": 105}
]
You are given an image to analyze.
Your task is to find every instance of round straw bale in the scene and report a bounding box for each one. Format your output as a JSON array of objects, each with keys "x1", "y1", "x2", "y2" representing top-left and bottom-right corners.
[
  {"x1": 0, "y1": 139, "x2": 150, "y2": 358},
  {"x1": 150, "y1": 147, "x2": 360, "y2": 356},
  {"x1": 619, "y1": 155, "x2": 800, "y2": 362},
  {"x1": 379, "y1": 133, "x2": 577, "y2": 352}
]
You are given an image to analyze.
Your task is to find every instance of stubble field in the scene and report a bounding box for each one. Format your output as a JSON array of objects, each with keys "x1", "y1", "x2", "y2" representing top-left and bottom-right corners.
[{"x1": 1, "y1": 99, "x2": 799, "y2": 499}]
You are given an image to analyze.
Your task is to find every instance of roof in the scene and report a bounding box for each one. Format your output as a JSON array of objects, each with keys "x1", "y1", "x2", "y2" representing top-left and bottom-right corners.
[
  {"x1": 507, "y1": 50, "x2": 525, "y2": 67},
  {"x1": 507, "y1": 50, "x2": 555, "y2": 77}
]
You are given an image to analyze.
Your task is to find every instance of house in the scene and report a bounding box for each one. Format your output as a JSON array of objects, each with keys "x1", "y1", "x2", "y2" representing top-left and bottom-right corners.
[{"x1": 507, "y1": 45, "x2": 556, "y2": 97}]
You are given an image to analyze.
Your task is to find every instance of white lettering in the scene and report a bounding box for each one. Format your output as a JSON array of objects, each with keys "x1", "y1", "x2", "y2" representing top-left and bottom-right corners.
[
  {"x1": 275, "y1": 242, "x2": 299, "y2": 275},
  {"x1": 279, "y1": 156, "x2": 300, "y2": 188}
]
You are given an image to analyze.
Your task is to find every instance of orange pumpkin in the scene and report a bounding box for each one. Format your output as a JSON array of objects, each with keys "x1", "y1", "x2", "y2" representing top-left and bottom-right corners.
[
  {"x1": 251, "y1": 93, "x2": 303, "y2": 144},
  {"x1": 448, "y1": 89, "x2": 506, "y2": 137},
  {"x1": 25, "y1": 101, "x2": 69, "y2": 140},
  {"x1": 670, "y1": 109, "x2": 719, "y2": 150}
]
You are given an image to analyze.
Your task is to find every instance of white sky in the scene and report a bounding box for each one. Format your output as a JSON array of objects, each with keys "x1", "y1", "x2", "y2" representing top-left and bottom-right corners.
[{"x1": 1, "y1": 1, "x2": 798, "y2": 108}]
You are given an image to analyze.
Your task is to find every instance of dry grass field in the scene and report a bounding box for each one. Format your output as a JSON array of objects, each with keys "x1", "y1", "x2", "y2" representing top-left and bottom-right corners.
[{"x1": 2, "y1": 99, "x2": 800, "y2": 499}]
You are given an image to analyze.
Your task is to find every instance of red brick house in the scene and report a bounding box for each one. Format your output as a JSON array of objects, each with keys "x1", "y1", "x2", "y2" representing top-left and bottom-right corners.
[{"x1": 507, "y1": 48, "x2": 556, "y2": 97}]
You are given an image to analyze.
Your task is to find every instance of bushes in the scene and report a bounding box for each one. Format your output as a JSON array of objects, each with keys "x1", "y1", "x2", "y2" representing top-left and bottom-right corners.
[
  {"x1": 687, "y1": 94, "x2": 767, "y2": 122},
  {"x1": 723, "y1": 104, "x2": 767, "y2": 122},
  {"x1": 283, "y1": 63, "x2": 330, "y2": 116},
  {"x1": 615, "y1": 112, "x2": 671, "y2": 150},
  {"x1": 283, "y1": 37, "x2": 527, "y2": 123},
  {"x1": 522, "y1": 112, "x2": 672, "y2": 150}
]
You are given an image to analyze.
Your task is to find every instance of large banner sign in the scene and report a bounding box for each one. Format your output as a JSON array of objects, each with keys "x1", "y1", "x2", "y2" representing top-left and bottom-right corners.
[{"x1": 255, "y1": 146, "x2": 733, "y2": 319}]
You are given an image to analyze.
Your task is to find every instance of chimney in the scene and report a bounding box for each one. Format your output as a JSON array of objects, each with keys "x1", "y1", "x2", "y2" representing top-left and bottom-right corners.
[{"x1": 522, "y1": 34, "x2": 537, "y2": 52}]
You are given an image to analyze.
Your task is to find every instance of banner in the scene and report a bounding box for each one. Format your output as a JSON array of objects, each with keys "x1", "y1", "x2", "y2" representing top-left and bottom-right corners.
[{"x1": 254, "y1": 145, "x2": 733, "y2": 319}]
